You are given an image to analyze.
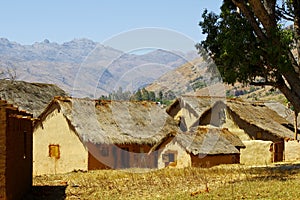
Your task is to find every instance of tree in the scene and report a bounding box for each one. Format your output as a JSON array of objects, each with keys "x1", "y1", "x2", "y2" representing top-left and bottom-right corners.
[
  {"x1": 197, "y1": 0, "x2": 300, "y2": 139},
  {"x1": 141, "y1": 88, "x2": 150, "y2": 100},
  {"x1": 158, "y1": 91, "x2": 163, "y2": 102},
  {"x1": 149, "y1": 91, "x2": 156, "y2": 101},
  {"x1": 134, "y1": 89, "x2": 142, "y2": 101}
]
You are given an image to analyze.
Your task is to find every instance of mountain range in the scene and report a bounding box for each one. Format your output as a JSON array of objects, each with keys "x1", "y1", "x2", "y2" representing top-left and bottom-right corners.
[{"x1": 0, "y1": 38, "x2": 199, "y2": 97}]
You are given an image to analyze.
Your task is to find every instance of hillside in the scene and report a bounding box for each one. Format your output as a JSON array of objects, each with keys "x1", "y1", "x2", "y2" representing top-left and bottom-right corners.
[
  {"x1": 0, "y1": 79, "x2": 67, "y2": 117},
  {"x1": 146, "y1": 58, "x2": 208, "y2": 96},
  {"x1": 0, "y1": 38, "x2": 197, "y2": 98},
  {"x1": 146, "y1": 56, "x2": 229, "y2": 97}
]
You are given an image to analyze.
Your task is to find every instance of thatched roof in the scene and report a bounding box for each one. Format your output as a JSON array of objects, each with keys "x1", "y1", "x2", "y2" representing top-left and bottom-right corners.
[
  {"x1": 167, "y1": 96, "x2": 295, "y2": 140},
  {"x1": 0, "y1": 79, "x2": 67, "y2": 117},
  {"x1": 175, "y1": 126, "x2": 243, "y2": 155},
  {"x1": 226, "y1": 100, "x2": 294, "y2": 139},
  {"x1": 264, "y1": 101, "x2": 300, "y2": 129},
  {"x1": 36, "y1": 97, "x2": 179, "y2": 145}
]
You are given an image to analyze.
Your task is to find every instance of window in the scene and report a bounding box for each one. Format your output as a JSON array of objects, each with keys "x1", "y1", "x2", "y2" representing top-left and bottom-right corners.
[
  {"x1": 162, "y1": 151, "x2": 177, "y2": 163},
  {"x1": 169, "y1": 153, "x2": 175, "y2": 162},
  {"x1": 256, "y1": 132, "x2": 262, "y2": 139},
  {"x1": 49, "y1": 144, "x2": 60, "y2": 159}
]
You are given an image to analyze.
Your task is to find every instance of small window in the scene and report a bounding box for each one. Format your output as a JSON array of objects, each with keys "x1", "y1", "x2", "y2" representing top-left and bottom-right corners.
[
  {"x1": 49, "y1": 144, "x2": 60, "y2": 159},
  {"x1": 162, "y1": 154, "x2": 169, "y2": 162},
  {"x1": 169, "y1": 153, "x2": 175, "y2": 162},
  {"x1": 256, "y1": 132, "x2": 262, "y2": 139},
  {"x1": 162, "y1": 152, "x2": 177, "y2": 163},
  {"x1": 100, "y1": 146, "x2": 109, "y2": 157}
]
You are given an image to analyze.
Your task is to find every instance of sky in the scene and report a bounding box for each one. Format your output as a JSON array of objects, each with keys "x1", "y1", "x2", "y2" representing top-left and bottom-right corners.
[{"x1": 0, "y1": 1, "x2": 222, "y2": 46}]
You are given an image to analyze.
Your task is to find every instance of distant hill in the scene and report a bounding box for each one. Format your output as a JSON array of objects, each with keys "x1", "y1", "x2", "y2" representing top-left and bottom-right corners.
[
  {"x1": 146, "y1": 57, "x2": 223, "y2": 96},
  {"x1": 0, "y1": 38, "x2": 198, "y2": 98},
  {"x1": 0, "y1": 79, "x2": 67, "y2": 117}
]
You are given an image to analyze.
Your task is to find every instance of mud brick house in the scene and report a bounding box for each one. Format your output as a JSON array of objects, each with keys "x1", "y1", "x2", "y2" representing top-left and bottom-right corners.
[
  {"x1": 155, "y1": 126, "x2": 245, "y2": 168},
  {"x1": 167, "y1": 96, "x2": 296, "y2": 165},
  {"x1": 0, "y1": 100, "x2": 33, "y2": 200},
  {"x1": 33, "y1": 97, "x2": 179, "y2": 175}
]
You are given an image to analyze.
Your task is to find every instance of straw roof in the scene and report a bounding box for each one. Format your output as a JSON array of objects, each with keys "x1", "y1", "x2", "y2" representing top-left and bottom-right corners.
[
  {"x1": 167, "y1": 96, "x2": 295, "y2": 140},
  {"x1": 226, "y1": 100, "x2": 294, "y2": 139},
  {"x1": 36, "y1": 97, "x2": 180, "y2": 145},
  {"x1": 175, "y1": 126, "x2": 243, "y2": 155},
  {"x1": 0, "y1": 79, "x2": 67, "y2": 117}
]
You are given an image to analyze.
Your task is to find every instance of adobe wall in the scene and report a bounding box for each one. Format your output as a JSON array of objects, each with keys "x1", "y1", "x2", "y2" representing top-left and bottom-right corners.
[
  {"x1": 6, "y1": 114, "x2": 32, "y2": 200},
  {"x1": 0, "y1": 101, "x2": 33, "y2": 200},
  {"x1": 222, "y1": 112, "x2": 251, "y2": 141},
  {"x1": 240, "y1": 140, "x2": 273, "y2": 165},
  {"x1": 285, "y1": 140, "x2": 300, "y2": 161},
  {"x1": 0, "y1": 102, "x2": 7, "y2": 199},
  {"x1": 33, "y1": 109, "x2": 88, "y2": 175},
  {"x1": 157, "y1": 141, "x2": 191, "y2": 169},
  {"x1": 191, "y1": 154, "x2": 240, "y2": 168},
  {"x1": 181, "y1": 107, "x2": 198, "y2": 131},
  {"x1": 87, "y1": 143, "x2": 157, "y2": 170},
  {"x1": 199, "y1": 102, "x2": 226, "y2": 127}
]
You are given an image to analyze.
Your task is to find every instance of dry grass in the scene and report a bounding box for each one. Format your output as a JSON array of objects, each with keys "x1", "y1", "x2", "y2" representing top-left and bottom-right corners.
[{"x1": 26, "y1": 163, "x2": 300, "y2": 200}]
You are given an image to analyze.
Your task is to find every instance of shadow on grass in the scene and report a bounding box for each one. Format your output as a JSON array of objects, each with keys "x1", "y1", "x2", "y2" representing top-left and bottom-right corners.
[
  {"x1": 23, "y1": 185, "x2": 67, "y2": 200},
  {"x1": 243, "y1": 163, "x2": 300, "y2": 182}
]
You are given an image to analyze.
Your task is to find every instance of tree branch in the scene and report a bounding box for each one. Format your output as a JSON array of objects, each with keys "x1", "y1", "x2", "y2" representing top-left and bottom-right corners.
[
  {"x1": 277, "y1": 76, "x2": 300, "y2": 113},
  {"x1": 248, "y1": 0, "x2": 277, "y2": 35},
  {"x1": 276, "y1": 6, "x2": 295, "y2": 21},
  {"x1": 232, "y1": 0, "x2": 267, "y2": 41}
]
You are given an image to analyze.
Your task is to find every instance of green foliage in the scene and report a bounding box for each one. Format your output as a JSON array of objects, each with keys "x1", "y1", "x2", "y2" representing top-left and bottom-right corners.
[
  {"x1": 134, "y1": 88, "x2": 143, "y2": 101},
  {"x1": 197, "y1": 1, "x2": 295, "y2": 86},
  {"x1": 99, "y1": 87, "x2": 176, "y2": 104},
  {"x1": 149, "y1": 91, "x2": 156, "y2": 101},
  {"x1": 191, "y1": 81, "x2": 207, "y2": 91}
]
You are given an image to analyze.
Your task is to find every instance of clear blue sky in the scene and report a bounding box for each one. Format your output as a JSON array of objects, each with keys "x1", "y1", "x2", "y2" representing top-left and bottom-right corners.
[{"x1": 0, "y1": 1, "x2": 222, "y2": 45}]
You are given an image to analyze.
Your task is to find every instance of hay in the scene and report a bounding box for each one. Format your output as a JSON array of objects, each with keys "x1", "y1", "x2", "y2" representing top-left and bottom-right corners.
[
  {"x1": 175, "y1": 126, "x2": 243, "y2": 155},
  {"x1": 37, "y1": 97, "x2": 180, "y2": 145}
]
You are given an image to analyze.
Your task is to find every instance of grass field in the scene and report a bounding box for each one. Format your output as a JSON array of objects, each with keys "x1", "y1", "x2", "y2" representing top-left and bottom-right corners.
[{"x1": 24, "y1": 163, "x2": 300, "y2": 200}]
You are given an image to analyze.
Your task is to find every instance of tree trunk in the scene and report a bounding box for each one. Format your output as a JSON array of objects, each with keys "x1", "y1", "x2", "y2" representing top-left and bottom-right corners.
[
  {"x1": 281, "y1": 71, "x2": 300, "y2": 113},
  {"x1": 277, "y1": 78, "x2": 300, "y2": 114},
  {"x1": 294, "y1": 111, "x2": 298, "y2": 140}
]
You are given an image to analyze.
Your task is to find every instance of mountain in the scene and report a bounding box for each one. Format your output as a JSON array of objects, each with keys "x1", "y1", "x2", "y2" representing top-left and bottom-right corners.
[{"x1": 0, "y1": 38, "x2": 198, "y2": 98}]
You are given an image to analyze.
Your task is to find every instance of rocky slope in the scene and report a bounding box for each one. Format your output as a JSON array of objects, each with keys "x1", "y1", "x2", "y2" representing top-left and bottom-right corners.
[{"x1": 146, "y1": 57, "x2": 224, "y2": 96}]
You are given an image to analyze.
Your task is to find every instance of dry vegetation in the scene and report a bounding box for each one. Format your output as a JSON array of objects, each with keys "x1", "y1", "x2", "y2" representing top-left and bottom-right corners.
[{"x1": 24, "y1": 163, "x2": 300, "y2": 200}]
